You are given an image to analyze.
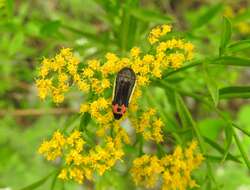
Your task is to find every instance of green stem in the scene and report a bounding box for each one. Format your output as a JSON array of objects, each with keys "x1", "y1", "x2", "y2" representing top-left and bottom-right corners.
[
  {"x1": 233, "y1": 128, "x2": 250, "y2": 170},
  {"x1": 163, "y1": 82, "x2": 250, "y2": 170}
]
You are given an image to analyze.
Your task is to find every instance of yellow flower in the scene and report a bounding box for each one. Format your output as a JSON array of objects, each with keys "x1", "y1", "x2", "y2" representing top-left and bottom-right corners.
[
  {"x1": 88, "y1": 59, "x2": 100, "y2": 70},
  {"x1": 35, "y1": 79, "x2": 52, "y2": 100},
  {"x1": 133, "y1": 108, "x2": 164, "y2": 143},
  {"x1": 131, "y1": 155, "x2": 163, "y2": 188},
  {"x1": 83, "y1": 67, "x2": 94, "y2": 78},
  {"x1": 69, "y1": 167, "x2": 84, "y2": 184},
  {"x1": 78, "y1": 80, "x2": 90, "y2": 92},
  {"x1": 148, "y1": 24, "x2": 172, "y2": 44},
  {"x1": 80, "y1": 103, "x2": 89, "y2": 113},
  {"x1": 160, "y1": 141, "x2": 204, "y2": 190},
  {"x1": 130, "y1": 47, "x2": 141, "y2": 57},
  {"x1": 58, "y1": 169, "x2": 68, "y2": 180},
  {"x1": 131, "y1": 141, "x2": 204, "y2": 190},
  {"x1": 36, "y1": 25, "x2": 197, "y2": 187},
  {"x1": 38, "y1": 130, "x2": 65, "y2": 161},
  {"x1": 105, "y1": 52, "x2": 119, "y2": 63},
  {"x1": 60, "y1": 47, "x2": 73, "y2": 58}
]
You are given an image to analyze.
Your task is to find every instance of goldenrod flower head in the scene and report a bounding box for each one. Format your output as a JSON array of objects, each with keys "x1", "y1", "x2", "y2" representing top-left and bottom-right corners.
[
  {"x1": 131, "y1": 141, "x2": 204, "y2": 190},
  {"x1": 58, "y1": 169, "x2": 68, "y2": 180},
  {"x1": 80, "y1": 103, "x2": 89, "y2": 113},
  {"x1": 148, "y1": 24, "x2": 172, "y2": 44},
  {"x1": 38, "y1": 130, "x2": 65, "y2": 161},
  {"x1": 36, "y1": 25, "x2": 199, "y2": 187},
  {"x1": 133, "y1": 108, "x2": 164, "y2": 143},
  {"x1": 131, "y1": 155, "x2": 163, "y2": 188},
  {"x1": 130, "y1": 47, "x2": 141, "y2": 57}
]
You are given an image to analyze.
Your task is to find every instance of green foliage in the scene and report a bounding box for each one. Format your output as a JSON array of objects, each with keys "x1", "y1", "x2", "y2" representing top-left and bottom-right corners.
[{"x1": 0, "y1": 0, "x2": 250, "y2": 190}]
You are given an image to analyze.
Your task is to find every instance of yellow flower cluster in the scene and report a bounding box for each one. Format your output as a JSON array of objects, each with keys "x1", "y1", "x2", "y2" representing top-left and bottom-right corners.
[
  {"x1": 39, "y1": 129, "x2": 127, "y2": 184},
  {"x1": 131, "y1": 141, "x2": 204, "y2": 190},
  {"x1": 36, "y1": 24, "x2": 194, "y2": 106},
  {"x1": 38, "y1": 131, "x2": 66, "y2": 160},
  {"x1": 148, "y1": 24, "x2": 172, "y2": 44},
  {"x1": 36, "y1": 25, "x2": 198, "y2": 187},
  {"x1": 132, "y1": 108, "x2": 164, "y2": 143},
  {"x1": 36, "y1": 48, "x2": 79, "y2": 103}
]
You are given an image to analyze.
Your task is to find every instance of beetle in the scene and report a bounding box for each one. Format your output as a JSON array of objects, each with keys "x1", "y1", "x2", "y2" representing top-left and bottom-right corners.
[{"x1": 112, "y1": 67, "x2": 136, "y2": 120}]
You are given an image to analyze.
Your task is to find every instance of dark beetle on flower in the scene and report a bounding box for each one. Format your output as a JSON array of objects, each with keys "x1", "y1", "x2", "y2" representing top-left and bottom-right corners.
[{"x1": 112, "y1": 67, "x2": 136, "y2": 120}]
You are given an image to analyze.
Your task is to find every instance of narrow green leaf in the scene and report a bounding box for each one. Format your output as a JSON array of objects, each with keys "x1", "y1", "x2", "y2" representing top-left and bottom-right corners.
[
  {"x1": 219, "y1": 16, "x2": 231, "y2": 55},
  {"x1": 227, "y1": 40, "x2": 250, "y2": 53},
  {"x1": 203, "y1": 136, "x2": 241, "y2": 163},
  {"x1": 233, "y1": 123, "x2": 250, "y2": 137},
  {"x1": 174, "y1": 94, "x2": 218, "y2": 186},
  {"x1": 214, "y1": 56, "x2": 250, "y2": 67},
  {"x1": 193, "y1": 3, "x2": 223, "y2": 29},
  {"x1": 51, "y1": 170, "x2": 60, "y2": 190},
  {"x1": 129, "y1": 8, "x2": 172, "y2": 23},
  {"x1": 205, "y1": 154, "x2": 241, "y2": 163},
  {"x1": 9, "y1": 32, "x2": 24, "y2": 55},
  {"x1": 202, "y1": 65, "x2": 219, "y2": 106},
  {"x1": 219, "y1": 86, "x2": 250, "y2": 99},
  {"x1": 175, "y1": 93, "x2": 193, "y2": 128},
  {"x1": 6, "y1": 0, "x2": 14, "y2": 17},
  {"x1": 79, "y1": 112, "x2": 91, "y2": 132},
  {"x1": 19, "y1": 171, "x2": 54, "y2": 190},
  {"x1": 233, "y1": 128, "x2": 250, "y2": 170},
  {"x1": 222, "y1": 124, "x2": 233, "y2": 162}
]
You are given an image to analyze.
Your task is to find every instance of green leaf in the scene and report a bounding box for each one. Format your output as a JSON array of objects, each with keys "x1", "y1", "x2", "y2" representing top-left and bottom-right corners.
[
  {"x1": 9, "y1": 32, "x2": 24, "y2": 56},
  {"x1": 19, "y1": 172, "x2": 54, "y2": 190},
  {"x1": 192, "y1": 3, "x2": 223, "y2": 29},
  {"x1": 233, "y1": 129, "x2": 250, "y2": 170},
  {"x1": 203, "y1": 136, "x2": 241, "y2": 163},
  {"x1": 174, "y1": 94, "x2": 218, "y2": 185},
  {"x1": 79, "y1": 112, "x2": 91, "y2": 132},
  {"x1": 219, "y1": 86, "x2": 250, "y2": 99},
  {"x1": 198, "y1": 119, "x2": 223, "y2": 140},
  {"x1": 202, "y1": 65, "x2": 219, "y2": 106},
  {"x1": 40, "y1": 20, "x2": 61, "y2": 37},
  {"x1": 129, "y1": 8, "x2": 172, "y2": 23},
  {"x1": 51, "y1": 170, "x2": 60, "y2": 190},
  {"x1": 205, "y1": 154, "x2": 241, "y2": 163},
  {"x1": 227, "y1": 40, "x2": 250, "y2": 53},
  {"x1": 219, "y1": 16, "x2": 231, "y2": 56},
  {"x1": 222, "y1": 124, "x2": 233, "y2": 162},
  {"x1": 214, "y1": 56, "x2": 250, "y2": 67},
  {"x1": 233, "y1": 123, "x2": 250, "y2": 137},
  {"x1": 175, "y1": 93, "x2": 193, "y2": 129},
  {"x1": 6, "y1": 0, "x2": 14, "y2": 17}
]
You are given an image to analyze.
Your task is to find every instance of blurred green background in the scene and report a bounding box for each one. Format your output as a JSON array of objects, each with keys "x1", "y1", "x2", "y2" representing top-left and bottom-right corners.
[{"x1": 0, "y1": 0, "x2": 250, "y2": 190}]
